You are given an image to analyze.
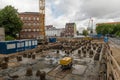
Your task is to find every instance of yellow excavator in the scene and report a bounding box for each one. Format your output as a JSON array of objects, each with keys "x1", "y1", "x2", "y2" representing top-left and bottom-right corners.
[{"x1": 60, "y1": 57, "x2": 73, "y2": 70}]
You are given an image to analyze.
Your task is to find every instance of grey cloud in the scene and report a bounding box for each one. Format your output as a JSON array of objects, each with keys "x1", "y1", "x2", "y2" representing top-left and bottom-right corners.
[
  {"x1": 80, "y1": 0, "x2": 120, "y2": 19},
  {"x1": 0, "y1": 0, "x2": 39, "y2": 12},
  {"x1": 1, "y1": 0, "x2": 120, "y2": 30}
]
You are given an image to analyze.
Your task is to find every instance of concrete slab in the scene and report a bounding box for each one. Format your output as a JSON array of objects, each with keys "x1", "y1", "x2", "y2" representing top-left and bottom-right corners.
[{"x1": 72, "y1": 65, "x2": 87, "y2": 75}]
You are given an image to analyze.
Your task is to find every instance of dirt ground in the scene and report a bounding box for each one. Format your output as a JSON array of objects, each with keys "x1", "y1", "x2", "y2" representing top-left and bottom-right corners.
[
  {"x1": 109, "y1": 41, "x2": 120, "y2": 66},
  {"x1": 0, "y1": 39, "x2": 105, "y2": 80}
]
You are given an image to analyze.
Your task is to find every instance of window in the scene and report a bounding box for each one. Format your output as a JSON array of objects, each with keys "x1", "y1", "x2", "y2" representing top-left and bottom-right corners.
[
  {"x1": 28, "y1": 29, "x2": 31, "y2": 32},
  {"x1": 33, "y1": 29, "x2": 36, "y2": 32},
  {"x1": 33, "y1": 17, "x2": 36, "y2": 20},
  {"x1": 22, "y1": 29, "x2": 24, "y2": 31},
  {"x1": 28, "y1": 17, "x2": 31, "y2": 20},
  {"x1": 20, "y1": 35, "x2": 23, "y2": 38},
  {"x1": 21, "y1": 17, "x2": 23, "y2": 20},
  {"x1": 24, "y1": 17, "x2": 27, "y2": 20},
  {"x1": 37, "y1": 29, "x2": 40, "y2": 31},
  {"x1": 28, "y1": 35, "x2": 31, "y2": 38},
  {"x1": 33, "y1": 23, "x2": 36, "y2": 26},
  {"x1": 24, "y1": 29, "x2": 27, "y2": 32},
  {"x1": 37, "y1": 23, "x2": 39, "y2": 26},
  {"x1": 37, "y1": 17, "x2": 39, "y2": 20},
  {"x1": 24, "y1": 23, "x2": 27, "y2": 26},
  {"x1": 28, "y1": 23, "x2": 31, "y2": 26}
]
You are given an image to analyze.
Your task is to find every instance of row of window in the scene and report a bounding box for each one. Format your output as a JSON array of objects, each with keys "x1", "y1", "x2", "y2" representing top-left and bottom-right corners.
[
  {"x1": 22, "y1": 29, "x2": 40, "y2": 32},
  {"x1": 65, "y1": 33, "x2": 74, "y2": 35},
  {"x1": 24, "y1": 23, "x2": 40, "y2": 26},
  {"x1": 21, "y1": 35, "x2": 37, "y2": 38},
  {"x1": 21, "y1": 17, "x2": 39, "y2": 21}
]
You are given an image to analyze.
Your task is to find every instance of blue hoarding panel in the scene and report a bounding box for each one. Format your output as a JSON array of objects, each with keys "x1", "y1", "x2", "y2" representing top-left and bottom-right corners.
[
  {"x1": 0, "y1": 41, "x2": 18, "y2": 54},
  {"x1": 0, "y1": 39, "x2": 38, "y2": 54},
  {"x1": 49, "y1": 38, "x2": 56, "y2": 43},
  {"x1": 16, "y1": 40, "x2": 25, "y2": 52},
  {"x1": 31, "y1": 40, "x2": 38, "y2": 49}
]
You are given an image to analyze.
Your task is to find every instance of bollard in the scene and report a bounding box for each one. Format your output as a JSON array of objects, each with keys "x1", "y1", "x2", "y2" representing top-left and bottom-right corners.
[
  {"x1": 89, "y1": 50, "x2": 94, "y2": 58},
  {"x1": 78, "y1": 50, "x2": 81, "y2": 54},
  {"x1": 28, "y1": 54, "x2": 32, "y2": 58},
  {"x1": 65, "y1": 51, "x2": 67, "y2": 53},
  {"x1": 0, "y1": 60, "x2": 3, "y2": 67},
  {"x1": 93, "y1": 47, "x2": 96, "y2": 50},
  {"x1": 57, "y1": 50, "x2": 59, "y2": 53},
  {"x1": 32, "y1": 54, "x2": 36, "y2": 59},
  {"x1": 111, "y1": 50, "x2": 113, "y2": 55},
  {"x1": 4, "y1": 56, "x2": 9, "y2": 63},
  {"x1": 25, "y1": 67, "x2": 33, "y2": 76},
  {"x1": 36, "y1": 70, "x2": 41, "y2": 77},
  {"x1": 40, "y1": 71, "x2": 46, "y2": 80},
  {"x1": 67, "y1": 51, "x2": 70, "y2": 56},
  {"x1": 23, "y1": 54, "x2": 27, "y2": 58},
  {"x1": 16, "y1": 56, "x2": 22, "y2": 61},
  {"x1": 1, "y1": 62, "x2": 8, "y2": 69},
  {"x1": 83, "y1": 51, "x2": 86, "y2": 57}
]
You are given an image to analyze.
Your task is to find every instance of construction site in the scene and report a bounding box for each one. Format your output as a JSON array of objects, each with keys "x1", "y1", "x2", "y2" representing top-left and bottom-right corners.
[
  {"x1": 0, "y1": 38, "x2": 119, "y2": 80},
  {"x1": 0, "y1": 0, "x2": 120, "y2": 80}
]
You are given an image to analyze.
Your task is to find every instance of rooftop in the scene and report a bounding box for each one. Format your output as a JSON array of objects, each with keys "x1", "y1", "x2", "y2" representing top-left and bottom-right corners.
[{"x1": 19, "y1": 12, "x2": 39, "y2": 14}]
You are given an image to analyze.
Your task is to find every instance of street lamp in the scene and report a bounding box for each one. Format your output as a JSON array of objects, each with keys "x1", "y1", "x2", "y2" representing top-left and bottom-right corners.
[
  {"x1": 91, "y1": 19, "x2": 93, "y2": 34},
  {"x1": 16, "y1": 33, "x2": 19, "y2": 40}
]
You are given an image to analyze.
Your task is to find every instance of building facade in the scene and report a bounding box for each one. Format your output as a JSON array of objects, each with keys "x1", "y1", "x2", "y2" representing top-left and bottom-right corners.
[
  {"x1": 45, "y1": 25, "x2": 64, "y2": 37},
  {"x1": 19, "y1": 12, "x2": 40, "y2": 39},
  {"x1": 62, "y1": 23, "x2": 76, "y2": 37},
  {"x1": 0, "y1": 28, "x2": 5, "y2": 41},
  {"x1": 19, "y1": 12, "x2": 77, "y2": 38}
]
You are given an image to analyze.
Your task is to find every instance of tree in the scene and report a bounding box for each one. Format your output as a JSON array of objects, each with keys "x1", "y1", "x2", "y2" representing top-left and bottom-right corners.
[
  {"x1": 82, "y1": 30, "x2": 88, "y2": 36},
  {"x1": 96, "y1": 23, "x2": 120, "y2": 37},
  {"x1": 96, "y1": 23, "x2": 114, "y2": 35},
  {"x1": 0, "y1": 5, "x2": 23, "y2": 40}
]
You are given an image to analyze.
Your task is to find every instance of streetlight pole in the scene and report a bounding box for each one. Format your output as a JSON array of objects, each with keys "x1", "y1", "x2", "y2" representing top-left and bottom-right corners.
[{"x1": 91, "y1": 19, "x2": 93, "y2": 34}]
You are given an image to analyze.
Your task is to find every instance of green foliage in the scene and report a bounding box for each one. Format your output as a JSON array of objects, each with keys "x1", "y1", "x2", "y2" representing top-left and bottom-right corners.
[
  {"x1": 115, "y1": 31, "x2": 120, "y2": 37},
  {"x1": 0, "y1": 5, "x2": 23, "y2": 39},
  {"x1": 5, "y1": 35, "x2": 15, "y2": 41},
  {"x1": 82, "y1": 30, "x2": 88, "y2": 36},
  {"x1": 96, "y1": 23, "x2": 120, "y2": 37}
]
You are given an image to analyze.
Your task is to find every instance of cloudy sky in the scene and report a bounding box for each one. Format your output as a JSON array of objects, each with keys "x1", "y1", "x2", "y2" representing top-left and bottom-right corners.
[{"x1": 1, "y1": 0, "x2": 120, "y2": 31}]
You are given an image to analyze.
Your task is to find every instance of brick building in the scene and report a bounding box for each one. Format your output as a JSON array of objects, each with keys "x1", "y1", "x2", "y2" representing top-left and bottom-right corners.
[
  {"x1": 19, "y1": 12, "x2": 40, "y2": 39},
  {"x1": 45, "y1": 25, "x2": 55, "y2": 30},
  {"x1": 62, "y1": 23, "x2": 76, "y2": 37}
]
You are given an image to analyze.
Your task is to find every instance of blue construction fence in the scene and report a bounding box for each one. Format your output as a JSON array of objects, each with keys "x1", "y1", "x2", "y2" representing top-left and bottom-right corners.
[
  {"x1": 89, "y1": 34, "x2": 103, "y2": 38},
  {"x1": 48, "y1": 38, "x2": 57, "y2": 43},
  {"x1": 0, "y1": 39, "x2": 38, "y2": 54}
]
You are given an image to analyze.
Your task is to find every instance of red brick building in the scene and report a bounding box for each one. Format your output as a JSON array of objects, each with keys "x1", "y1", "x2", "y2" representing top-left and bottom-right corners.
[
  {"x1": 62, "y1": 23, "x2": 76, "y2": 37},
  {"x1": 19, "y1": 12, "x2": 40, "y2": 39},
  {"x1": 45, "y1": 25, "x2": 55, "y2": 30}
]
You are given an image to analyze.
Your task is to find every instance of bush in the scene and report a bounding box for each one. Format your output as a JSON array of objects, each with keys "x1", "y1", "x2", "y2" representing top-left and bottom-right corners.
[{"x1": 5, "y1": 35, "x2": 15, "y2": 41}]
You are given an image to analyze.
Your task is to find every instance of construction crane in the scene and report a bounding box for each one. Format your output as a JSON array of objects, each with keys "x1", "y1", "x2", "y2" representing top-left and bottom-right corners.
[{"x1": 38, "y1": 0, "x2": 46, "y2": 44}]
